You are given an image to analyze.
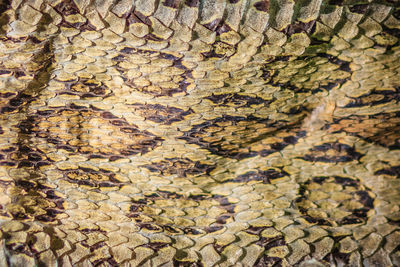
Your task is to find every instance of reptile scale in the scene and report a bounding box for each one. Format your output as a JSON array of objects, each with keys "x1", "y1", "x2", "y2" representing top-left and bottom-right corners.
[{"x1": 0, "y1": 0, "x2": 400, "y2": 266}]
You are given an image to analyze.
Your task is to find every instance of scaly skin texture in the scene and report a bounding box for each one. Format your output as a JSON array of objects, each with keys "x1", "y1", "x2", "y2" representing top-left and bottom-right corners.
[{"x1": 0, "y1": 0, "x2": 400, "y2": 266}]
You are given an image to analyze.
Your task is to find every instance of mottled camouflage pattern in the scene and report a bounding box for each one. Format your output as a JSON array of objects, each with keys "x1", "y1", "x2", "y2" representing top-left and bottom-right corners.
[{"x1": 0, "y1": 0, "x2": 400, "y2": 266}]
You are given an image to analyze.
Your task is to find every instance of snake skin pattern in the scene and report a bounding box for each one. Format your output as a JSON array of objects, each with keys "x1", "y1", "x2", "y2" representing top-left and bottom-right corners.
[{"x1": 1, "y1": 0, "x2": 400, "y2": 266}]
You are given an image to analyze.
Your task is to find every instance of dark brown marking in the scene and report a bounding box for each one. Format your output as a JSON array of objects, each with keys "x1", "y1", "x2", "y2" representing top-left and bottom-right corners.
[
  {"x1": 205, "y1": 93, "x2": 271, "y2": 108},
  {"x1": 180, "y1": 115, "x2": 305, "y2": 159},
  {"x1": 226, "y1": 168, "x2": 288, "y2": 184},
  {"x1": 185, "y1": 0, "x2": 199, "y2": 7},
  {"x1": 326, "y1": 112, "x2": 400, "y2": 149},
  {"x1": 130, "y1": 103, "x2": 193, "y2": 124},
  {"x1": 204, "y1": 19, "x2": 222, "y2": 31},
  {"x1": 141, "y1": 157, "x2": 215, "y2": 177},
  {"x1": 53, "y1": 0, "x2": 97, "y2": 30},
  {"x1": 295, "y1": 176, "x2": 375, "y2": 226},
  {"x1": 126, "y1": 10, "x2": 152, "y2": 26},
  {"x1": 164, "y1": 0, "x2": 181, "y2": 8},
  {"x1": 254, "y1": 1, "x2": 269, "y2": 12},
  {"x1": 282, "y1": 20, "x2": 316, "y2": 36},
  {"x1": 375, "y1": 165, "x2": 400, "y2": 178},
  {"x1": 349, "y1": 4, "x2": 368, "y2": 14},
  {"x1": 303, "y1": 142, "x2": 362, "y2": 163}
]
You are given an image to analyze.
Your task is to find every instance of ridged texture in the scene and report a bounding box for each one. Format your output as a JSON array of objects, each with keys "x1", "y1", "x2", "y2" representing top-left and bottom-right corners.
[{"x1": 0, "y1": 0, "x2": 400, "y2": 266}]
